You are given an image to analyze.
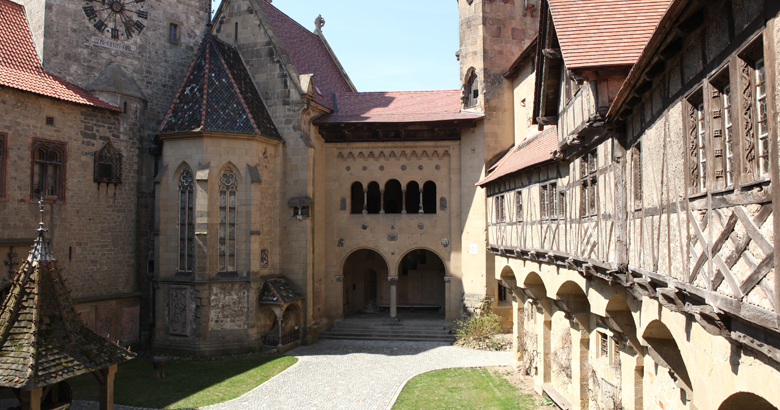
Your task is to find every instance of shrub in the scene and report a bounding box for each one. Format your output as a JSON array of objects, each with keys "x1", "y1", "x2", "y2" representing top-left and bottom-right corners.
[{"x1": 455, "y1": 297, "x2": 503, "y2": 350}]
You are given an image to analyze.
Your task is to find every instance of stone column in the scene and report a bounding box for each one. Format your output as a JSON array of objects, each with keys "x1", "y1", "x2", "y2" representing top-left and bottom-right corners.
[
  {"x1": 444, "y1": 276, "x2": 452, "y2": 319},
  {"x1": 401, "y1": 190, "x2": 407, "y2": 214},
  {"x1": 362, "y1": 190, "x2": 368, "y2": 214},
  {"x1": 277, "y1": 316, "x2": 283, "y2": 349},
  {"x1": 380, "y1": 190, "x2": 385, "y2": 214},
  {"x1": 571, "y1": 326, "x2": 590, "y2": 410},
  {"x1": 335, "y1": 275, "x2": 344, "y2": 320},
  {"x1": 418, "y1": 190, "x2": 424, "y2": 214},
  {"x1": 388, "y1": 276, "x2": 399, "y2": 321}
]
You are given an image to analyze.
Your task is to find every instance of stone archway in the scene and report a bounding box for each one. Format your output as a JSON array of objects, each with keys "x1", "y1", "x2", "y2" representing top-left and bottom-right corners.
[
  {"x1": 395, "y1": 249, "x2": 446, "y2": 316},
  {"x1": 719, "y1": 392, "x2": 778, "y2": 410},
  {"x1": 342, "y1": 249, "x2": 388, "y2": 316},
  {"x1": 642, "y1": 320, "x2": 693, "y2": 408}
]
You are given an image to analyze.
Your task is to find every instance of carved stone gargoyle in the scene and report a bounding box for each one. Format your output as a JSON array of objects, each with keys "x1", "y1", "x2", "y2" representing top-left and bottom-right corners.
[
  {"x1": 656, "y1": 287, "x2": 686, "y2": 312},
  {"x1": 684, "y1": 303, "x2": 730, "y2": 337}
]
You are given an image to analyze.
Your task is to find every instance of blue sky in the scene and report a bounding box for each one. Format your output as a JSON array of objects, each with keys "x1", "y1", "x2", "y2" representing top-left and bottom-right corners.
[{"x1": 213, "y1": 0, "x2": 460, "y2": 92}]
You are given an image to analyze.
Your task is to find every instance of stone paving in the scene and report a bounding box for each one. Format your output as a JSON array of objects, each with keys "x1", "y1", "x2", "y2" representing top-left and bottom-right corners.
[{"x1": 0, "y1": 339, "x2": 511, "y2": 410}]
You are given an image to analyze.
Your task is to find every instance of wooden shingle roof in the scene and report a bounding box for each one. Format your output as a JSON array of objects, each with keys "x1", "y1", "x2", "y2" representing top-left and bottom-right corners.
[{"x1": 0, "y1": 207, "x2": 134, "y2": 389}]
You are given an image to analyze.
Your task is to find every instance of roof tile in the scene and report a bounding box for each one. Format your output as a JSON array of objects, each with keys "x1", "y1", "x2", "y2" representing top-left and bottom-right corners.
[
  {"x1": 477, "y1": 126, "x2": 558, "y2": 186},
  {"x1": 258, "y1": 0, "x2": 353, "y2": 108},
  {"x1": 548, "y1": 0, "x2": 672, "y2": 69},
  {"x1": 315, "y1": 90, "x2": 483, "y2": 124},
  {"x1": 0, "y1": 0, "x2": 120, "y2": 111}
]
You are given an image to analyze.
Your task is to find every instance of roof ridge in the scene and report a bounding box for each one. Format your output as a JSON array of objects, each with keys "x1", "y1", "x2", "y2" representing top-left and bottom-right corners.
[{"x1": 261, "y1": 0, "x2": 318, "y2": 39}]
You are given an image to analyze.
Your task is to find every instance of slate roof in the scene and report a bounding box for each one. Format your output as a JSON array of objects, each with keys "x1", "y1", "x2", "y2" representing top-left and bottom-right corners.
[
  {"x1": 315, "y1": 90, "x2": 484, "y2": 124},
  {"x1": 0, "y1": 208, "x2": 134, "y2": 390},
  {"x1": 159, "y1": 35, "x2": 282, "y2": 141},
  {"x1": 258, "y1": 0, "x2": 354, "y2": 108},
  {"x1": 477, "y1": 126, "x2": 558, "y2": 186},
  {"x1": 0, "y1": 0, "x2": 120, "y2": 111},
  {"x1": 547, "y1": 0, "x2": 672, "y2": 69},
  {"x1": 259, "y1": 278, "x2": 304, "y2": 305}
]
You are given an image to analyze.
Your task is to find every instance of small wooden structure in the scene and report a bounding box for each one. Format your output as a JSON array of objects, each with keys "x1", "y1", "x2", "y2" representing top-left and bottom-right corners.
[
  {"x1": 258, "y1": 278, "x2": 304, "y2": 348},
  {"x1": 0, "y1": 201, "x2": 134, "y2": 410}
]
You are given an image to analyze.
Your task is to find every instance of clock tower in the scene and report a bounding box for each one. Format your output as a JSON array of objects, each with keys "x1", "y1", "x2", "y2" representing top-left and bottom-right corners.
[{"x1": 12, "y1": 0, "x2": 209, "y2": 340}]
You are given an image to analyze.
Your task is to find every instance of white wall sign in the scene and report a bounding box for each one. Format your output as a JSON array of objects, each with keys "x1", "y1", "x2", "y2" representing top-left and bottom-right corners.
[
  {"x1": 469, "y1": 244, "x2": 478, "y2": 255},
  {"x1": 92, "y1": 37, "x2": 136, "y2": 53}
]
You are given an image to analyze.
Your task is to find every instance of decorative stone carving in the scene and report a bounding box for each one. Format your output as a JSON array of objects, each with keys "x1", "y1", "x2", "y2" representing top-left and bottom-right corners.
[
  {"x1": 346, "y1": 166, "x2": 351, "y2": 171},
  {"x1": 441, "y1": 238, "x2": 449, "y2": 247},
  {"x1": 444, "y1": 276, "x2": 452, "y2": 283},
  {"x1": 261, "y1": 249, "x2": 269, "y2": 269},
  {"x1": 337, "y1": 238, "x2": 344, "y2": 247},
  {"x1": 96, "y1": 301, "x2": 115, "y2": 338},
  {"x1": 440, "y1": 197, "x2": 447, "y2": 211},
  {"x1": 361, "y1": 223, "x2": 368, "y2": 230},
  {"x1": 121, "y1": 306, "x2": 139, "y2": 342},
  {"x1": 362, "y1": 166, "x2": 367, "y2": 171},
  {"x1": 388, "y1": 276, "x2": 399, "y2": 284},
  {"x1": 388, "y1": 233, "x2": 398, "y2": 241},
  {"x1": 169, "y1": 286, "x2": 189, "y2": 335},
  {"x1": 401, "y1": 165, "x2": 407, "y2": 171},
  {"x1": 390, "y1": 250, "x2": 395, "y2": 255},
  {"x1": 209, "y1": 284, "x2": 248, "y2": 331},
  {"x1": 740, "y1": 59, "x2": 756, "y2": 174},
  {"x1": 314, "y1": 14, "x2": 325, "y2": 30},
  {"x1": 379, "y1": 165, "x2": 384, "y2": 171},
  {"x1": 418, "y1": 165, "x2": 423, "y2": 170},
  {"x1": 418, "y1": 223, "x2": 424, "y2": 229},
  {"x1": 340, "y1": 197, "x2": 347, "y2": 211},
  {"x1": 435, "y1": 165, "x2": 441, "y2": 170},
  {"x1": 335, "y1": 275, "x2": 344, "y2": 282}
]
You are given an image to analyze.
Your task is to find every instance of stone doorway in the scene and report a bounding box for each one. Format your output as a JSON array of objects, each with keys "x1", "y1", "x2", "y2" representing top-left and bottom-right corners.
[
  {"x1": 395, "y1": 249, "x2": 446, "y2": 317},
  {"x1": 342, "y1": 249, "x2": 388, "y2": 316}
]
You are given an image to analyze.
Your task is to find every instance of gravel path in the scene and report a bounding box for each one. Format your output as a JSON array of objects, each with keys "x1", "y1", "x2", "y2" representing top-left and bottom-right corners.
[{"x1": 1, "y1": 340, "x2": 510, "y2": 410}]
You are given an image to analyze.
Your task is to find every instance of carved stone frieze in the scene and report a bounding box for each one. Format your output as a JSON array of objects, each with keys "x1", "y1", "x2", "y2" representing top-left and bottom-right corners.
[
  {"x1": 169, "y1": 285, "x2": 189, "y2": 336},
  {"x1": 336, "y1": 149, "x2": 449, "y2": 161}
]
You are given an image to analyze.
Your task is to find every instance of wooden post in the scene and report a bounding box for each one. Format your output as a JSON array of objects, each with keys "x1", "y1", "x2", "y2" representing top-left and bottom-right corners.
[
  {"x1": 388, "y1": 276, "x2": 398, "y2": 321},
  {"x1": 94, "y1": 364, "x2": 117, "y2": 410},
  {"x1": 19, "y1": 388, "x2": 42, "y2": 410}
]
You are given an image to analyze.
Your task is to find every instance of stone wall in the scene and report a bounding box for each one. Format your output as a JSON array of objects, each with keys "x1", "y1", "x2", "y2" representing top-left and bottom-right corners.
[{"x1": 0, "y1": 88, "x2": 141, "y2": 342}]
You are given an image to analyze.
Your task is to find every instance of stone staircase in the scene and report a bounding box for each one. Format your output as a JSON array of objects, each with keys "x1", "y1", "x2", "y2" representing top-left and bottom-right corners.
[{"x1": 319, "y1": 318, "x2": 455, "y2": 343}]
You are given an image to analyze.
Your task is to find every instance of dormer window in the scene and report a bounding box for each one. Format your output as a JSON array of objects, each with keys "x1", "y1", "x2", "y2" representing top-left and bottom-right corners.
[{"x1": 465, "y1": 69, "x2": 479, "y2": 108}]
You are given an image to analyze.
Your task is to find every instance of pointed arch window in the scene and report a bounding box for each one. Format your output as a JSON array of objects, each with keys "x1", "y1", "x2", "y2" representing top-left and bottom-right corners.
[
  {"x1": 218, "y1": 167, "x2": 238, "y2": 272},
  {"x1": 178, "y1": 168, "x2": 195, "y2": 272},
  {"x1": 93, "y1": 141, "x2": 122, "y2": 185},
  {"x1": 465, "y1": 69, "x2": 479, "y2": 108}
]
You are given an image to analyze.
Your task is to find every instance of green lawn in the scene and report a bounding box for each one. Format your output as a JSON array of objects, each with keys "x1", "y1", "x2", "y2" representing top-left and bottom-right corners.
[
  {"x1": 1, "y1": 355, "x2": 297, "y2": 409},
  {"x1": 392, "y1": 367, "x2": 536, "y2": 410}
]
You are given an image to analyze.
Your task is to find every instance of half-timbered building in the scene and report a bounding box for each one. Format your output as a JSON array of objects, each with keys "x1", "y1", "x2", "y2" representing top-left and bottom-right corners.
[{"x1": 480, "y1": 0, "x2": 780, "y2": 409}]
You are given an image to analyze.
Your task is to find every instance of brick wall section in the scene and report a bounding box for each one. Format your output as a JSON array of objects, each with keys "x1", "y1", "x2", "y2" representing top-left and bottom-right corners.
[{"x1": 0, "y1": 88, "x2": 137, "y2": 300}]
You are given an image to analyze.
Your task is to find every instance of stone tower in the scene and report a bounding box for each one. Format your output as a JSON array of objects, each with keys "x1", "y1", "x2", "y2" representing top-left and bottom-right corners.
[
  {"x1": 13, "y1": 0, "x2": 210, "y2": 340},
  {"x1": 457, "y1": 0, "x2": 539, "y2": 310}
]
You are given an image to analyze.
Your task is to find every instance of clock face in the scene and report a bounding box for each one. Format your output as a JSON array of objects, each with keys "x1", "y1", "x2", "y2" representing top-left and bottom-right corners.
[{"x1": 82, "y1": 0, "x2": 148, "y2": 40}]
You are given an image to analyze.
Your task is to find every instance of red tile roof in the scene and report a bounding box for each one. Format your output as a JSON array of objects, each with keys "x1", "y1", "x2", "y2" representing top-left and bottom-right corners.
[
  {"x1": 258, "y1": 0, "x2": 353, "y2": 109},
  {"x1": 315, "y1": 90, "x2": 483, "y2": 124},
  {"x1": 477, "y1": 126, "x2": 558, "y2": 186},
  {"x1": 547, "y1": 0, "x2": 672, "y2": 70},
  {"x1": 0, "y1": 0, "x2": 120, "y2": 111}
]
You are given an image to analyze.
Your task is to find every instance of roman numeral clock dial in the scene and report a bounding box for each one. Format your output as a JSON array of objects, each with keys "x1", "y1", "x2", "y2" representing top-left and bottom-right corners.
[{"x1": 83, "y1": 0, "x2": 148, "y2": 40}]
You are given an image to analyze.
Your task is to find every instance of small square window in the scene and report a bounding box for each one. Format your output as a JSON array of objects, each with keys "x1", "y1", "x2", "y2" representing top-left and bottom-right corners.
[{"x1": 45, "y1": 117, "x2": 54, "y2": 126}]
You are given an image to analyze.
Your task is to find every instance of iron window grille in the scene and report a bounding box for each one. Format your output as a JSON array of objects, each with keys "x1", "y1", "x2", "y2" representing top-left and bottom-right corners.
[{"x1": 93, "y1": 141, "x2": 122, "y2": 185}]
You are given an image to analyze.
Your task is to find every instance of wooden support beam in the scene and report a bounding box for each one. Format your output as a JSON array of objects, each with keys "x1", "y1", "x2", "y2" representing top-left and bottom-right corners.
[{"x1": 19, "y1": 388, "x2": 42, "y2": 410}]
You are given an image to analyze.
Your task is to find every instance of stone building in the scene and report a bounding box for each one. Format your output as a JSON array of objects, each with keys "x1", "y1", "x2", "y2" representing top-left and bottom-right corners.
[{"x1": 480, "y1": 0, "x2": 780, "y2": 409}]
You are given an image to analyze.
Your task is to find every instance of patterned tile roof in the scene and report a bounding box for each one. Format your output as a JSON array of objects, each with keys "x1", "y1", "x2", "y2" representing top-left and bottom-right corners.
[
  {"x1": 547, "y1": 0, "x2": 672, "y2": 69},
  {"x1": 259, "y1": 278, "x2": 304, "y2": 305},
  {"x1": 0, "y1": 0, "x2": 120, "y2": 111},
  {"x1": 159, "y1": 35, "x2": 282, "y2": 140},
  {"x1": 258, "y1": 0, "x2": 354, "y2": 108},
  {"x1": 315, "y1": 90, "x2": 484, "y2": 124},
  {"x1": 477, "y1": 126, "x2": 558, "y2": 186},
  {"x1": 0, "y1": 214, "x2": 134, "y2": 390}
]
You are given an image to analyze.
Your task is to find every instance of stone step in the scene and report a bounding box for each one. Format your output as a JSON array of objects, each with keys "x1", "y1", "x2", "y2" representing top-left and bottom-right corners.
[
  {"x1": 324, "y1": 328, "x2": 452, "y2": 336},
  {"x1": 319, "y1": 333, "x2": 456, "y2": 342},
  {"x1": 334, "y1": 322, "x2": 452, "y2": 330}
]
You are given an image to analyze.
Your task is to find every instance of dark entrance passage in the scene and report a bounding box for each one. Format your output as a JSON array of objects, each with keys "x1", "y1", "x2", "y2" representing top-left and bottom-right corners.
[
  {"x1": 395, "y1": 249, "x2": 446, "y2": 316},
  {"x1": 342, "y1": 249, "x2": 388, "y2": 315}
]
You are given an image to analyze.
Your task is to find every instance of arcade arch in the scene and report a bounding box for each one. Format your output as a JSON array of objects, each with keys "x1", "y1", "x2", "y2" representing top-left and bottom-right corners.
[
  {"x1": 718, "y1": 393, "x2": 777, "y2": 410},
  {"x1": 341, "y1": 249, "x2": 389, "y2": 315},
  {"x1": 395, "y1": 249, "x2": 446, "y2": 315},
  {"x1": 642, "y1": 320, "x2": 693, "y2": 406}
]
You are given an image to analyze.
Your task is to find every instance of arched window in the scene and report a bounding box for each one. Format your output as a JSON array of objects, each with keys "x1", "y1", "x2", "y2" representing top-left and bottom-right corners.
[
  {"x1": 31, "y1": 138, "x2": 66, "y2": 200},
  {"x1": 218, "y1": 167, "x2": 238, "y2": 272},
  {"x1": 350, "y1": 182, "x2": 364, "y2": 214},
  {"x1": 423, "y1": 181, "x2": 436, "y2": 214},
  {"x1": 465, "y1": 69, "x2": 479, "y2": 108},
  {"x1": 384, "y1": 180, "x2": 403, "y2": 214},
  {"x1": 178, "y1": 168, "x2": 195, "y2": 272},
  {"x1": 366, "y1": 182, "x2": 381, "y2": 214},
  {"x1": 405, "y1": 181, "x2": 420, "y2": 214}
]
